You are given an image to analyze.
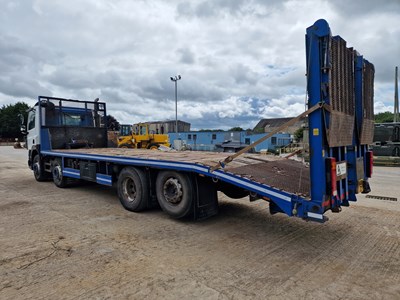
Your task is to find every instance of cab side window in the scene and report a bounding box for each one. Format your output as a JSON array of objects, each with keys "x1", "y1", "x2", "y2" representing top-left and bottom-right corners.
[{"x1": 28, "y1": 113, "x2": 35, "y2": 130}]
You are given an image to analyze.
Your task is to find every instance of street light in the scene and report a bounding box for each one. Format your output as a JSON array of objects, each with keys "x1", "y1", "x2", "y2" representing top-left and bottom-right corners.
[{"x1": 170, "y1": 75, "x2": 181, "y2": 133}]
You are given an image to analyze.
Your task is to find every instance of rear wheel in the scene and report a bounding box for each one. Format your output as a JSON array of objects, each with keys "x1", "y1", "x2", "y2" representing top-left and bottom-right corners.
[
  {"x1": 51, "y1": 158, "x2": 68, "y2": 188},
  {"x1": 156, "y1": 171, "x2": 193, "y2": 218},
  {"x1": 32, "y1": 154, "x2": 47, "y2": 182},
  {"x1": 117, "y1": 167, "x2": 149, "y2": 212}
]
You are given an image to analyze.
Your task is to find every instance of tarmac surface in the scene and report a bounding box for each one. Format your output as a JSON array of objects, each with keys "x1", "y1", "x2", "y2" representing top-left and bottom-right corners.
[{"x1": 1, "y1": 146, "x2": 399, "y2": 299}]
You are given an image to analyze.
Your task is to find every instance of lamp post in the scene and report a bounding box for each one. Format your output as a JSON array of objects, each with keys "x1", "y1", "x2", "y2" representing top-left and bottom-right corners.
[{"x1": 170, "y1": 75, "x2": 181, "y2": 133}]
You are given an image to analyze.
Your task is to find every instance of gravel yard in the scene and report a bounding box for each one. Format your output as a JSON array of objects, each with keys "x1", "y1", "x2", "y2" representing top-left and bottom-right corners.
[{"x1": 1, "y1": 146, "x2": 399, "y2": 299}]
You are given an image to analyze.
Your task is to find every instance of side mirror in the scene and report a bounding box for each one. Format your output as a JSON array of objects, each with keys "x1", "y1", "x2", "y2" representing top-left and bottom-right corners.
[
  {"x1": 18, "y1": 113, "x2": 25, "y2": 125},
  {"x1": 20, "y1": 125, "x2": 27, "y2": 135}
]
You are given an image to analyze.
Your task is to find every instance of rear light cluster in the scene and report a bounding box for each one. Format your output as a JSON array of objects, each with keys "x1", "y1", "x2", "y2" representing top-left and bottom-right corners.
[
  {"x1": 366, "y1": 151, "x2": 373, "y2": 178},
  {"x1": 326, "y1": 157, "x2": 337, "y2": 197}
]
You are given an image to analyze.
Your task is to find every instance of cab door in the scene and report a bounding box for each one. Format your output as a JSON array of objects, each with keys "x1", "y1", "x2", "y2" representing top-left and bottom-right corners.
[{"x1": 26, "y1": 109, "x2": 40, "y2": 150}]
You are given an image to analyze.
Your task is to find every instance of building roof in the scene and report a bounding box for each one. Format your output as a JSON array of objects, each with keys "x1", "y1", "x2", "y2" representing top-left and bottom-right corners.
[
  {"x1": 145, "y1": 120, "x2": 191, "y2": 125},
  {"x1": 254, "y1": 117, "x2": 294, "y2": 131}
]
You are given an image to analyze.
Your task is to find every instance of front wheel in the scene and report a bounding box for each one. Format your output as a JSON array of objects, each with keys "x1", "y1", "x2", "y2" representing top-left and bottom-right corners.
[
  {"x1": 156, "y1": 171, "x2": 193, "y2": 218},
  {"x1": 147, "y1": 143, "x2": 160, "y2": 150}
]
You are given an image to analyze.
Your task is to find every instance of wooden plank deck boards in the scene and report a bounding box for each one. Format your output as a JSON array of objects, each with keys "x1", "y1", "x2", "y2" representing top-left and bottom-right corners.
[{"x1": 55, "y1": 148, "x2": 311, "y2": 198}]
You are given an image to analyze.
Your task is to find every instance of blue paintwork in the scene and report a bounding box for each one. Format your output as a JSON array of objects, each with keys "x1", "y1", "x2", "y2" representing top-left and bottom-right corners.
[
  {"x1": 354, "y1": 55, "x2": 364, "y2": 142},
  {"x1": 96, "y1": 174, "x2": 112, "y2": 186},
  {"x1": 63, "y1": 166, "x2": 112, "y2": 186},
  {"x1": 40, "y1": 128, "x2": 52, "y2": 151},
  {"x1": 347, "y1": 55, "x2": 365, "y2": 201},
  {"x1": 306, "y1": 19, "x2": 330, "y2": 213},
  {"x1": 63, "y1": 167, "x2": 81, "y2": 179}
]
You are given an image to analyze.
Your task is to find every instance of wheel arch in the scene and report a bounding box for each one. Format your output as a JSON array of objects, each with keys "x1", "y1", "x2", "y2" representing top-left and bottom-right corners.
[{"x1": 28, "y1": 146, "x2": 40, "y2": 169}]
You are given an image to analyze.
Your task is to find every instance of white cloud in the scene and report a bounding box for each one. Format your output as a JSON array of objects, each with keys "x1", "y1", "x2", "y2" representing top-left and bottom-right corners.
[
  {"x1": 0, "y1": 0, "x2": 399, "y2": 129},
  {"x1": 375, "y1": 101, "x2": 394, "y2": 114}
]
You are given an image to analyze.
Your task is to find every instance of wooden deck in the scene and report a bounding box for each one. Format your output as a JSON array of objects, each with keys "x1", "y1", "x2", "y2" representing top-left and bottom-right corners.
[{"x1": 57, "y1": 148, "x2": 311, "y2": 198}]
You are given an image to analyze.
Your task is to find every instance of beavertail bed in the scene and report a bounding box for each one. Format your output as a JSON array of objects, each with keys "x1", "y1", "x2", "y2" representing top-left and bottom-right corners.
[{"x1": 54, "y1": 148, "x2": 311, "y2": 198}]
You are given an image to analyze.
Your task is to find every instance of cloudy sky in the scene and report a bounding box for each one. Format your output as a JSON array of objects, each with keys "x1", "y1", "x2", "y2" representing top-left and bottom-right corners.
[{"x1": 1, "y1": 0, "x2": 399, "y2": 130}]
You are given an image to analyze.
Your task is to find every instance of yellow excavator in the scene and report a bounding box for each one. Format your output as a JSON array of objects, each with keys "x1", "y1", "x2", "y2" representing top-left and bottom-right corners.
[{"x1": 117, "y1": 123, "x2": 170, "y2": 150}]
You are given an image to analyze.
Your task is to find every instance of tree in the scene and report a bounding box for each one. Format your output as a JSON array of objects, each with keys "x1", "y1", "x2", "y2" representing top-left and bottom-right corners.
[
  {"x1": 228, "y1": 127, "x2": 244, "y2": 132},
  {"x1": 0, "y1": 102, "x2": 29, "y2": 139},
  {"x1": 198, "y1": 129, "x2": 224, "y2": 132},
  {"x1": 253, "y1": 127, "x2": 265, "y2": 134},
  {"x1": 294, "y1": 127, "x2": 304, "y2": 141},
  {"x1": 375, "y1": 112, "x2": 394, "y2": 123},
  {"x1": 106, "y1": 115, "x2": 120, "y2": 131}
]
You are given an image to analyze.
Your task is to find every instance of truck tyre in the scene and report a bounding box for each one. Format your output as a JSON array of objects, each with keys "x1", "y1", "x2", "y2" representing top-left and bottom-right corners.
[
  {"x1": 117, "y1": 167, "x2": 149, "y2": 212},
  {"x1": 51, "y1": 159, "x2": 68, "y2": 188},
  {"x1": 33, "y1": 154, "x2": 47, "y2": 182},
  {"x1": 147, "y1": 143, "x2": 160, "y2": 150},
  {"x1": 156, "y1": 171, "x2": 193, "y2": 218}
]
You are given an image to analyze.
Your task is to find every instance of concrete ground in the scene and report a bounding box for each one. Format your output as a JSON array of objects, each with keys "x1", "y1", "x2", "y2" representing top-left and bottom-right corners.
[{"x1": 0, "y1": 146, "x2": 399, "y2": 299}]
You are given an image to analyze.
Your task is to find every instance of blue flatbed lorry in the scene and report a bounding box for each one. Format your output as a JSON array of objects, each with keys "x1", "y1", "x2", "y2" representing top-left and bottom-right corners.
[{"x1": 22, "y1": 20, "x2": 374, "y2": 223}]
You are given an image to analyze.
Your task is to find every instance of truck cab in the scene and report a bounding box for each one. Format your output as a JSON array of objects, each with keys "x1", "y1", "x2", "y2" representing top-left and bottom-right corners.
[{"x1": 23, "y1": 97, "x2": 107, "y2": 181}]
